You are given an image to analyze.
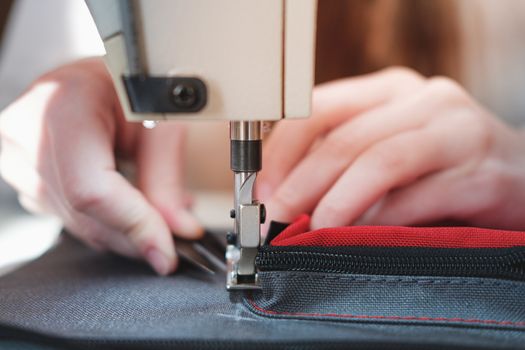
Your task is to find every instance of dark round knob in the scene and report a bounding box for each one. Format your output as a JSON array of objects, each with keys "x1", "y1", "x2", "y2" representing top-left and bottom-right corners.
[
  {"x1": 226, "y1": 232, "x2": 237, "y2": 245},
  {"x1": 172, "y1": 83, "x2": 197, "y2": 108},
  {"x1": 260, "y1": 204, "x2": 266, "y2": 224}
]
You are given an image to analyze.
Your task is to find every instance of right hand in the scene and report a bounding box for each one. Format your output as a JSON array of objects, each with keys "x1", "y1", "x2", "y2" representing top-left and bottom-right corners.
[{"x1": 0, "y1": 58, "x2": 203, "y2": 275}]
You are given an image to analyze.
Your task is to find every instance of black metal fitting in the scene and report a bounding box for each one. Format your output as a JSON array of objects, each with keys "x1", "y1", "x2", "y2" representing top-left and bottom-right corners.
[
  {"x1": 172, "y1": 83, "x2": 197, "y2": 108},
  {"x1": 226, "y1": 232, "x2": 237, "y2": 245},
  {"x1": 260, "y1": 204, "x2": 266, "y2": 224},
  {"x1": 123, "y1": 75, "x2": 207, "y2": 113},
  {"x1": 230, "y1": 140, "x2": 262, "y2": 172}
]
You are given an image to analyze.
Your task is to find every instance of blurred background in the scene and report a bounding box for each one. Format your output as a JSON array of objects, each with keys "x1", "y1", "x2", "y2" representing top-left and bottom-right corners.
[
  {"x1": 0, "y1": 0, "x2": 104, "y2": 275},
  {"x1": 0, "y1": 0, "x2": 524, "y2": 274}
]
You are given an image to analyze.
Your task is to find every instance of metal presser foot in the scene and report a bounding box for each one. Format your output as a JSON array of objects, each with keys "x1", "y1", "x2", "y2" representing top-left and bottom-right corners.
[{"x1": 226, "y1": 121, "x2": 264, "y2": 290}]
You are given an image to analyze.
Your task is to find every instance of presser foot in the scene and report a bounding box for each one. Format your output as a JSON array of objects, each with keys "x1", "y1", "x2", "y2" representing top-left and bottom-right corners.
[{"x1": 225, "y1": 244, "x2": 261, "y2": 290}]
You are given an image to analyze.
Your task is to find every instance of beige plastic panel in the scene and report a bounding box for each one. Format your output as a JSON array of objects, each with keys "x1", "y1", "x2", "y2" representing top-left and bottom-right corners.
[
  {"x1": 139, "y1": 0, "x2": 283, "y2": 121},
  {"x1": 284, "y1": 0, "x2": 317, "y2": 119},
  {"x1": 95, "y1": 0, "x2": 316, "y2": 122}
]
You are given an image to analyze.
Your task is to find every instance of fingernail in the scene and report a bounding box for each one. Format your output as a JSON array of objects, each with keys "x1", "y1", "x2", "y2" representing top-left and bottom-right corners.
[
  {"x1": 145, "y1": 248, "x2": 172, "y2": 275},
  {"x1": 175, "y1": 210, "x2": 204, "y2": 238}
]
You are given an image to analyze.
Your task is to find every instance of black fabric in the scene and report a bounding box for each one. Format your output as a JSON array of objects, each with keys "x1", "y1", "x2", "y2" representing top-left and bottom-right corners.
[
  {"x1": 1, "y1": 235, "x2": 525, "y2": 349},
  {"x1": 248, "y1": 271, "x2": 525, "y2": 330}
]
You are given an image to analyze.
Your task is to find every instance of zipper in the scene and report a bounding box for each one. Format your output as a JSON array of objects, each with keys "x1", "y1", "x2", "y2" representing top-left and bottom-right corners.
[{"x1": 256, "y1": 246, "x2": 525, "y2": 280}]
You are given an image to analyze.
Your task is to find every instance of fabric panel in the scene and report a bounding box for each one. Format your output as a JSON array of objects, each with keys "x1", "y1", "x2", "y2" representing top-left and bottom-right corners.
[
  {"x1": 248, "y1": 271, "x2": 525, "y2": 330},
  {"x1": 271, "y1": 215, "x2": 525, "y2": 248},
  {"x1": 0, "y1": 235, "x2": 524, "y2": 349}
]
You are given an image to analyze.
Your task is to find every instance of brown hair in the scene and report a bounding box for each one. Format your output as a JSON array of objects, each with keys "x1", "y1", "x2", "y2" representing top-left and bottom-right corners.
[{"x1": 315, "y1": 0, "x2": 462, "y2": 84}]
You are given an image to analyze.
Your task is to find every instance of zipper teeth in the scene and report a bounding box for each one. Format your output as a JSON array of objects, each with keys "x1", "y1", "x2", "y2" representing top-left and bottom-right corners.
[{"x1": 256, "y1": 249, "x2": 525, "y2": 279}]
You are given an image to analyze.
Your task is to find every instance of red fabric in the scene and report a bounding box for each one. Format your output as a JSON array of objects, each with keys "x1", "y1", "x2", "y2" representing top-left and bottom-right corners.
[{"x1": 270, "y1": 214, "x2": 525, "y2": 248}]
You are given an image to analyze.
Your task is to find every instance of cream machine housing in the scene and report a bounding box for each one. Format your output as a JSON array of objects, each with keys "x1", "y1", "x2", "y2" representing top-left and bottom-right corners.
[{"x1": 86, "y1": 0, "x2": 317, "y2": 290}]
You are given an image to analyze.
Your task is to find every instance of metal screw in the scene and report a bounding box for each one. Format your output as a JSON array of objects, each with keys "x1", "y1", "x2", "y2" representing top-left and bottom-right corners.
[
  {"x1": 230, "y1": 209, "x2": 236, "y2": 219},
  {"x1": 226, "y1": 232, "x2": 237, "y2": 245},
  {"x1": 172, "y1": 83, "x2": 197, "y2": 108}
]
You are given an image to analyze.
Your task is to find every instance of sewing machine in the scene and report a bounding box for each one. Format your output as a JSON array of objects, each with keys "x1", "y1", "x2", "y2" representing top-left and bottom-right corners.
[{"x1": 86, "y1": 0, "x2": 317, "y2": 289}]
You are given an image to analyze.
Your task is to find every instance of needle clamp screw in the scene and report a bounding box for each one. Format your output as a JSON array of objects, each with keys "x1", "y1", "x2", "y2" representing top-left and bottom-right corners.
[{"x1": 172, "y1": 83, "x2": 197, "y2": 108}]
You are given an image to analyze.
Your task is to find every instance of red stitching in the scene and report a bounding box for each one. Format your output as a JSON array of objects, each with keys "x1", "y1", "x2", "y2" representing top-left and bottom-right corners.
[{"x1": 247, "y1": 297, "x2": 525, "y2": 327}]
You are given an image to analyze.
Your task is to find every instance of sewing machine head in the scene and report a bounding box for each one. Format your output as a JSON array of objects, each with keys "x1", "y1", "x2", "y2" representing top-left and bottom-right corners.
[{"x1": 86, "y1": 0, "x2": 317, "y2": 289}]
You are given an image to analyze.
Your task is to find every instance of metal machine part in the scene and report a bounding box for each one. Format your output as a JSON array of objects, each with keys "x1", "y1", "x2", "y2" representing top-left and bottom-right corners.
[
  {"x1": 175, "y1": 232, "x2": 227, "y2": 275},
  {"x1": 227, "y1": 121, "x2": 264, "y2": 289},
  {"x1": 86, "y1": 0, "x2": 317, "y2": 290},
  {"x1": 86, "y1": 0, "x2": 316, "y2": 122}
]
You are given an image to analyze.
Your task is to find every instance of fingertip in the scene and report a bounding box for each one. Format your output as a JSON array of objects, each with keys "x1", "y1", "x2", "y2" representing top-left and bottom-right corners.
[
  {"x1": 310, "y1": 213, "x2": 325, "y2": 231},
  {"x1": 264, "y1": 198, "x2": 292, "y2": 228},
  {"x1": 310, "y1": 207, "x2": 337, "y2": 230},
  {"x1": 169, "y1": 210, "x2": 204, "y2": 240},
  {"x1": 311, "y1": 205, "x2": 352, "y2": 230},
  {"x1": 145, "y1": 247, "x2": 176, "y2": 276}
]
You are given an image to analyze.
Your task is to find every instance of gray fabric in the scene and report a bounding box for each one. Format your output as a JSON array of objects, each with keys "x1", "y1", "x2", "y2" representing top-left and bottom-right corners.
[
  {"x1": 0, "y1": 235, "x2": 525, "y2": 349},
  {"x1": 248, "y1": 271, "x2": 525, "y2": 328}
]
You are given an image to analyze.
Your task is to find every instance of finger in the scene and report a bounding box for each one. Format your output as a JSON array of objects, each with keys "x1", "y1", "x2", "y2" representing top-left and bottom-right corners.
[
  {"x1": 63, "y1": 170, "x2": 178, "y2": 275},
  {"x1": 357, "y1": 168, "x2": 468, "y2": 226},
  {"x1": 45, "y1": 92, "x2": 177, "y2": 275},
  {"x1": 311, "y1": 119, "x2": 470, "y2": 229},
  {"x1": 361, "y1": 155, "x2": 516, "y2": 228},
  {"x1": 137, "y1": 122, "x2": 204, "y2": 239},
  {"x1": 64, "y1": 211, "x2": 141, "y2": 258},
  {"x1": 264, "y1": 81, "x2": 437, "y2": 224},
  {"x1": 257, "y1": 67, "x2": 424, "y2": 200}
]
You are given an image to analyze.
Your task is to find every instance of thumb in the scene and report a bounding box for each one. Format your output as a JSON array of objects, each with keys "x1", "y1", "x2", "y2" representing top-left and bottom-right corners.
[{"x1": 47, "y1": 111, "x2": 178, "y2": 275}]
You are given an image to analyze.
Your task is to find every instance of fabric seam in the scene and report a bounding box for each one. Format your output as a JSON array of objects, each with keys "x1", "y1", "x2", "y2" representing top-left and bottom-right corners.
[
  {"x1": 266, "y1": 273, "x2": 522, "y2": 287},
  {"x1": 245, "y1": 273, "x2": 525, "y2": 327},
  {"x1": 246, "y1": 296, "x2": 525, "y2": 327}
]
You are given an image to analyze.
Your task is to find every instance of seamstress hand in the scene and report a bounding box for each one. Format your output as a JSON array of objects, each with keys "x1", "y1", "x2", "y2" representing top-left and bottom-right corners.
[
  {"x1": 258, "y1": 67, "x2": 525, "y2": 231},
  {"x1": 0, "y1": 58, "x2": 203, "y2": 275}
]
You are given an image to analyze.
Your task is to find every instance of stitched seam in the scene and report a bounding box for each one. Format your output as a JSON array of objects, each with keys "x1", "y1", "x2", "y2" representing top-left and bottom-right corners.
[
  {"x1": 247, "y1": 274, "x2": 525, "y2": 326},
  {"x1": 266, "y1": 273, "x2": 522, "y2": 287},
  {"x1": 246, "y1": 297, "x2": 525, "y2": 327}
]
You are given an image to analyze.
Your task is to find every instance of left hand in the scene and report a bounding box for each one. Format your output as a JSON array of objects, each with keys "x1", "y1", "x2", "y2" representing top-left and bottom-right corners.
[
  {"x1": 257, "y1": 67, "x2": 525, "y2": 231},
  {"x1": 0, "y1": 59, "x2": 202, "y2": 275}
]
